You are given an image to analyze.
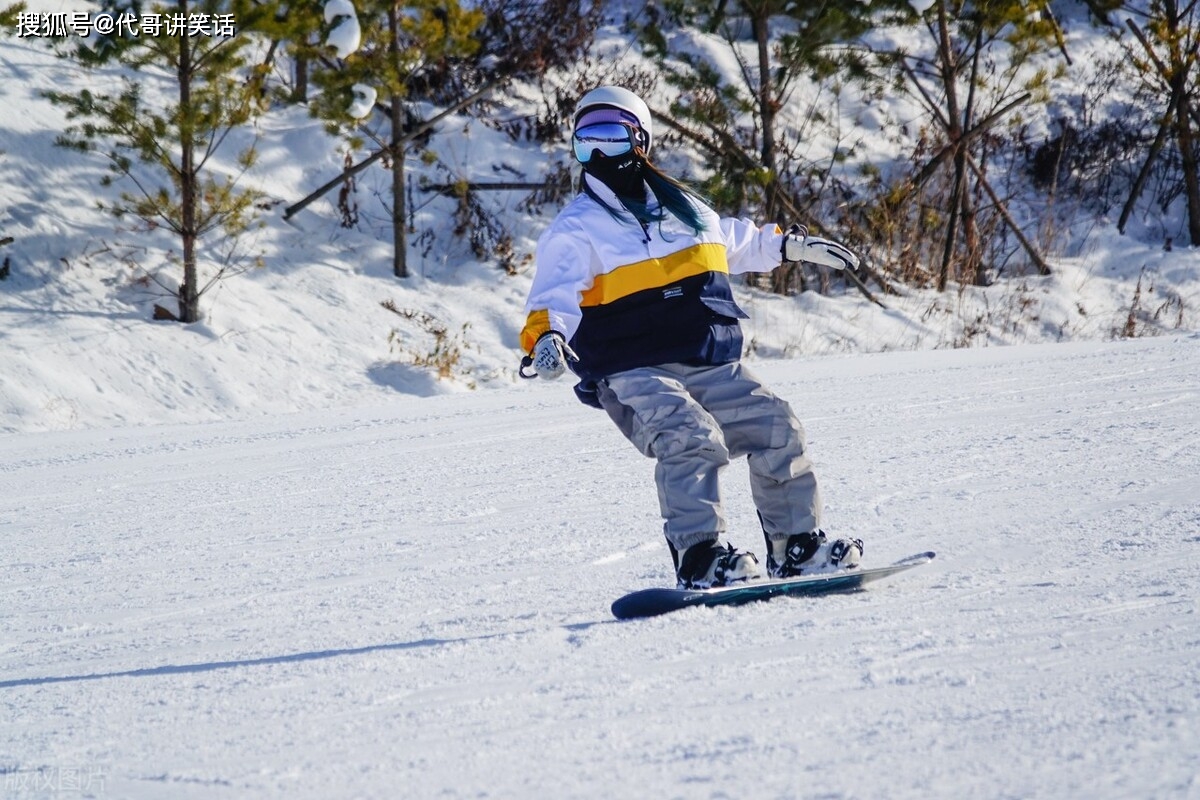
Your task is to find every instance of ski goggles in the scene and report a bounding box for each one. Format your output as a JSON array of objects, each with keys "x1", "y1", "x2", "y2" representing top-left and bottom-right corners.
[{"x1": 572, "y1": 122, "x2": 637, "y2": 163}]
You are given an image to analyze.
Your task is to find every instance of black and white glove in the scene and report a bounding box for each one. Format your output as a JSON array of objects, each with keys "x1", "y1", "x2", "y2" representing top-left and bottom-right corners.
[
  {"x1": 781, "y1": 224, "x2": 859, "y2": 271},
  {"x1": 528, "y1": 331, "x2": 578, "y2": 380}
]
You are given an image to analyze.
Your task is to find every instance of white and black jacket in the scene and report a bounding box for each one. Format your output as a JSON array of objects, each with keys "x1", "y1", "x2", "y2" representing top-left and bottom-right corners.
[{"x1": 521, "y1": 175, "x2": 786, "y2": 405}]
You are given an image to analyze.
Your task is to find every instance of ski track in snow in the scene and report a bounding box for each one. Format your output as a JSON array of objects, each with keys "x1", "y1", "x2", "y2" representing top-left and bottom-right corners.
[{"x1": 3, "y1": 337, "x2": 1200, "y2": 799}]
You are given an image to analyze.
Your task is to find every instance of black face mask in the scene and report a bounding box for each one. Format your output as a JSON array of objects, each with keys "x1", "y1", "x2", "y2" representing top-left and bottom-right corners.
[{"x1": 583, "y1": 150, "x2": 645, "y2": 200}]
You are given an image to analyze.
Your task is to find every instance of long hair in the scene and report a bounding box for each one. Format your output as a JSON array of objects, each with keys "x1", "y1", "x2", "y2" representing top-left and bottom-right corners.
[{"x1": 583, "y1": 150, "x2": 709, "y2": 235}]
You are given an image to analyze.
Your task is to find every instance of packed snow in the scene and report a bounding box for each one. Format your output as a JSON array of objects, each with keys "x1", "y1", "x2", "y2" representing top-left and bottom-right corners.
[
  {"x1": 2, "y1": 2, "x2": 1200, "y2": 798},
  {"x1": 3, "y1": 335, "x2": 1199, "y2": 798}
]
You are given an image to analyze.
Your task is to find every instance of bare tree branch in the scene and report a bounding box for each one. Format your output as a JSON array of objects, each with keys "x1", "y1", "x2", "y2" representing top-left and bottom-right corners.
[
  {"x1": 965, "y1": 153, "x2": 1052, "y2": 276},
  {"x1": 1118, "y1": 90, "x2": 1182, "y2": 234},
  {"x1": 283, "y1": 81, "x2": 499, "y2": 221}
]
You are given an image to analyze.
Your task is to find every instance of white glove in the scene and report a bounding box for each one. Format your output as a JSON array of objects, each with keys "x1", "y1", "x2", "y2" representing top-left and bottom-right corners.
[
  {"x1": 531, "y1": 331, "x2": 578, "y2": 380},
  {"x1": 781, "y1": 224, "x2": 859, "y2": 270}
]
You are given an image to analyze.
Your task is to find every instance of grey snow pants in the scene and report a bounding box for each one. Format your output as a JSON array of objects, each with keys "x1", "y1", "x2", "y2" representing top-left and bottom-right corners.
[{"x1": 595, "y1": 361, "x2": 821, "y2": 550}]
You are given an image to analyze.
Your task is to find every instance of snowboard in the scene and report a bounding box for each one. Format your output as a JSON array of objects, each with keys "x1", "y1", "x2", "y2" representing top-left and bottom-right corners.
[{"x1": 611, "y1": 551, "x2": 936, "y2": 620}]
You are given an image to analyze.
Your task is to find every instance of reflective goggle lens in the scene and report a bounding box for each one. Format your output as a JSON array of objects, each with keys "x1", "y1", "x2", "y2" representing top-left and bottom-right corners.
[{"x1": 572, "y1": 123, "x2": 635, "y2": 163}]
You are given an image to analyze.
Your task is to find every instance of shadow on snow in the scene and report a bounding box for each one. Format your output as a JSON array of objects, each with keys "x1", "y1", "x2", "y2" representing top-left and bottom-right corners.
[{"x1": 0, "y1": 619, "x2": 616, "y2": 689}]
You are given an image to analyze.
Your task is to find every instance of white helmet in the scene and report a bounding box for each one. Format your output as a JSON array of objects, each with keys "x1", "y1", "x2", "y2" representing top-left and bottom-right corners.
[{"x1": 574, "y1": 86, "x2": 653, "y2": 155}]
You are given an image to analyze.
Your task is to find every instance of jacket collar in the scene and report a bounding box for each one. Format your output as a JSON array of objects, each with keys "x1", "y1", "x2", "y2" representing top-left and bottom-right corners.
[{"x1": 582, "y1": 172, "x2": 650, "y2": 208}]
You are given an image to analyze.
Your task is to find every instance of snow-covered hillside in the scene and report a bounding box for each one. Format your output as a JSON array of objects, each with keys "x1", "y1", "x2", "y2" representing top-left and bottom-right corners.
[
  {"x1": 3, "y1": 335, "x2": 1199, "y2": 798},
  {"x1": 3, "y1": 3, "x2": 1199, "y2": 434}
]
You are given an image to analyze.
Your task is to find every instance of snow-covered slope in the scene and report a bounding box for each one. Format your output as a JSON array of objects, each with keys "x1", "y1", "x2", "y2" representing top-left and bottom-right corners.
[
  {"x1": 3, "y1": 8, "x2": 1200, "y2": 434},
  {"x1": 4, "y1": 335, "x2": 1198, "y2": 798}
]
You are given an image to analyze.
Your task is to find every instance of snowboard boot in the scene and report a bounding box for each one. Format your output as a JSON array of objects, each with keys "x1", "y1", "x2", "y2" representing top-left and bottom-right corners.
[
  {"x1": 672, "y1": 539, "x2": 765, "y2": 589},
  {"x1": 765, "y1": 531, "x2": 864, "y2": 579}
]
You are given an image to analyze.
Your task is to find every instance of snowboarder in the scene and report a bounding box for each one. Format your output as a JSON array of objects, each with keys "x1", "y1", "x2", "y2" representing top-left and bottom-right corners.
[{"x1": 520, "y1": 85, "x2": 864, "y2": 589}]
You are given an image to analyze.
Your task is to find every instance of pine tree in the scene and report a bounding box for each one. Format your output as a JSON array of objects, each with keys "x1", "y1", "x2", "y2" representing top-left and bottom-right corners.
[
  {"x1": 243, "y1": 0, "x2": 330, "y2": 105},
  {"x1": 45, "y1": 0, "x2": 273, "y2": 323},
  {"x1": 307, "y1": 0, "x2": 483, "y2": 279},
  {"x1": 634, "y1": 0, "x2": 909, "y2": 294}
]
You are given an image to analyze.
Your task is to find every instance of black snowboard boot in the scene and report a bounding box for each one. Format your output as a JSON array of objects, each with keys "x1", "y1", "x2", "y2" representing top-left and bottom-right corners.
[
  {"x1": 765, "y1": 531, "x2": 863, "y2": 578},
  {"x1": 671, "y1": 539, "x2": 765, "y2": 589}
]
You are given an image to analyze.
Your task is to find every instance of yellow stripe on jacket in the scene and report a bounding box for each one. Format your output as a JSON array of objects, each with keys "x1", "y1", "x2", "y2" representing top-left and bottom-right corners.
[
  {"x1": 520, "y1": 242, "x2": 729, "y2": 354},
  {"x1": 579, "y1": 242, "x2": 728, "y2": 307}
]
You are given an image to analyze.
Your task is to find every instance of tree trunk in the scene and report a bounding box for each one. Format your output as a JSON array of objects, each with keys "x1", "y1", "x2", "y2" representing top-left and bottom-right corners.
[
  {"x1": 747, "y1": 4, "x2": 790, "y2": 294},
  {"x1": 388, "y1": 2, "x2": 408, "y2": 278},
  {"x1": 1177, "y1": 92, "x2": 1200, "y2": 245},
  {"x1": 939, "y1": 157, "x2": 965, "y2": 293},
  {"x1": 960, "y1": 151, "x2": 985, "y2": 285},
  {"x1": 935, "y1": 0, "x2": 963, "y2": 291},
  {"x1": 293, "y1": 55, "x2": 309, "y2": 104},
  {"x1": 962, "y1": 29, "x2": 986, "y2": 285},
  {"x1": 177, "y1": 0, "x2": 201, "y2": 323},
  {"x1": 750, "y1": 4, "x2": 780, "y2": 223},
  {"x1": 1166, "y1": 0, "x2": 1200, "y2": 245}
]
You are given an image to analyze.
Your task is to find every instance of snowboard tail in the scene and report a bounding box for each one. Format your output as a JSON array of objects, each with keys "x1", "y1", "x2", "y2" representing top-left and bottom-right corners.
[{"x1": 611, "y1": 551, "x2": 936, "y2": 620}]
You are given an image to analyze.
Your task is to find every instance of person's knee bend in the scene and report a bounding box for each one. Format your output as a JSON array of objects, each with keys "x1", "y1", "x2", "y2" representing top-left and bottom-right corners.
[{"x1": 651, "y1": 425, "x2": 729, "y2": 464}]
